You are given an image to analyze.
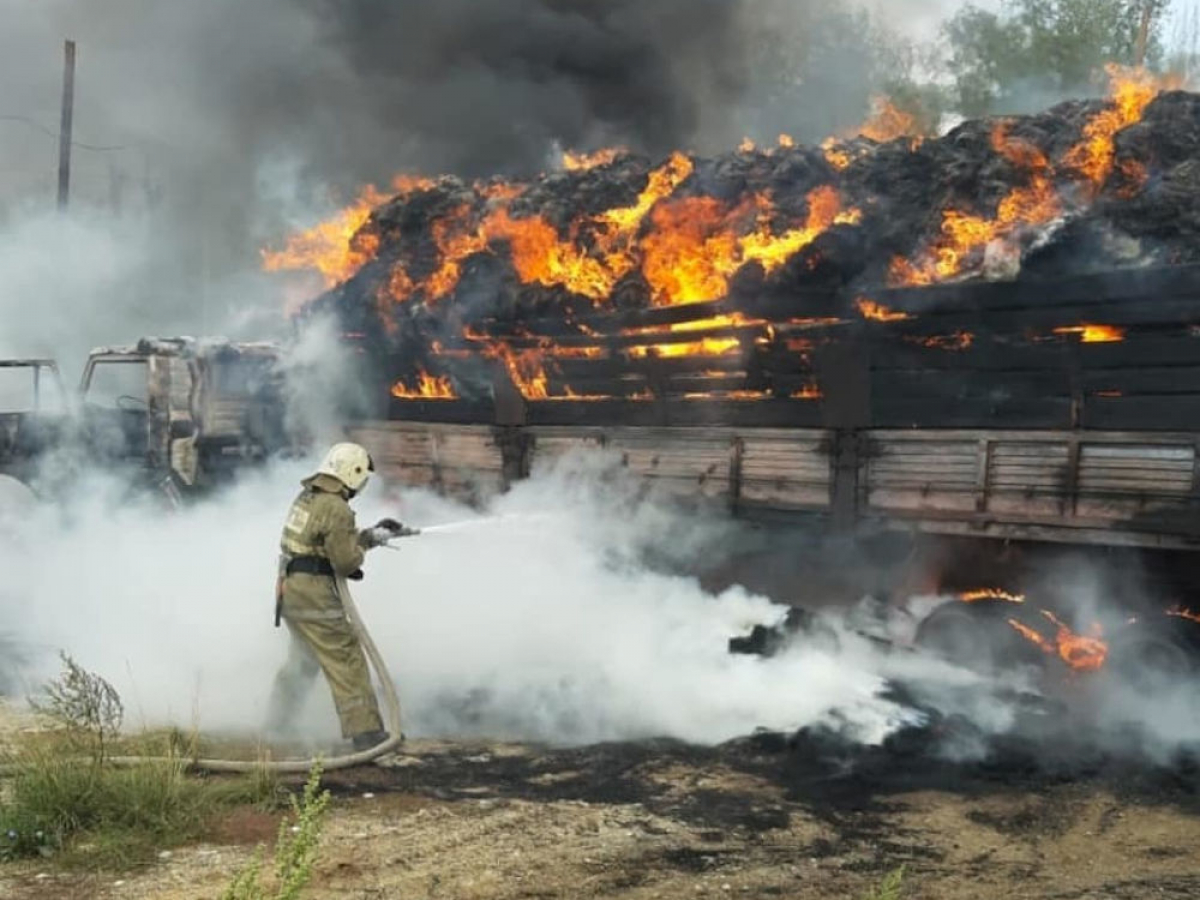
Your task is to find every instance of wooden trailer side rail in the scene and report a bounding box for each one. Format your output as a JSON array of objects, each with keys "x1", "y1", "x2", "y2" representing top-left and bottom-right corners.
[{"x1": 348, "y1": 421, "x2": 1200, "y2": 552}]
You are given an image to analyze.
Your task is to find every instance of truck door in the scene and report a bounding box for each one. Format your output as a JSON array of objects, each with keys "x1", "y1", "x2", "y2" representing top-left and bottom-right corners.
[
  {"x1": 0, "y1": 360, "x2": 66, "y2": 477},
  {"x1": 80, "y1": 355, "x2": 152, "y2": 463}
]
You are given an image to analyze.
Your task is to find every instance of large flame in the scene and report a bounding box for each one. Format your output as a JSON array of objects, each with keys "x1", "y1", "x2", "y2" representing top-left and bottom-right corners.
[
  {"x1": 264, "y1": 69, "x2": 1180, "y2": 403},
  {"x1": 1065, "y1": 65, "x2": 1181, "y2": 191},
  {"x1": 641, "y1": 185, "x2": 860, "y2": 306},
  {"x1": 261, "y1": 185, "x2": 388, "y2": 289}
]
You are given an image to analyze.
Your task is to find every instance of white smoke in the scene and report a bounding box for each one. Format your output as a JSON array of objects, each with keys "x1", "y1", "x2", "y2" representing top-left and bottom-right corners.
[
  {"x1": 0, "y1": 452, "x2": 925, "y2": 748},
  {"x1": 0, "y1": 206, "x2": 289, "y2": 384},
  {"x1": 2, "y1": 446, "x2": 1198, "y2": 763}
]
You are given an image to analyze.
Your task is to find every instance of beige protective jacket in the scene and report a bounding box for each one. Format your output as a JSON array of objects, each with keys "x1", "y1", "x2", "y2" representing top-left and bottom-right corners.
[{"x1": 279, "y1": 473, "x2": 365, "y2": 576}]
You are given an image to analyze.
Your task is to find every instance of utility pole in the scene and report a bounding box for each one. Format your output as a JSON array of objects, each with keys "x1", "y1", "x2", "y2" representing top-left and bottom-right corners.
[
  {"x1": 1133, "y1": 1, "x2": 1161, "y2": 68},
  {"x1": 57, "y1": 39, "x2": 76, "y2": 211}
]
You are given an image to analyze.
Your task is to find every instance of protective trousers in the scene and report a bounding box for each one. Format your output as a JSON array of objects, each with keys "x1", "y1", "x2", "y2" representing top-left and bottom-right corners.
[{"x1": 266, "y1": 574, "x2": 383, "y2": 739}]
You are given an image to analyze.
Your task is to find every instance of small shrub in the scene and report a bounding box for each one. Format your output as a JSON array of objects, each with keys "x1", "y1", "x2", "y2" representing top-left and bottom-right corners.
[
  {"x1": 222, "y1": 760, "x2": 331, "y2": 900},
  {"x1": 29, "y1": 652, "x2": 123, "y2": 763},
  {"x1": 861, "y1": 866, "x2": 906, "y2": 900},
  {"x1": 1, "y1": 657, "x2": 280, "y2": 869}
]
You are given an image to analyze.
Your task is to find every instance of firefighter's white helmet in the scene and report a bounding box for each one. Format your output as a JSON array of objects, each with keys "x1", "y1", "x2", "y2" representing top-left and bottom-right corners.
[{"x1": 316, "y1": 442, "x2": 375, "y2": 492}]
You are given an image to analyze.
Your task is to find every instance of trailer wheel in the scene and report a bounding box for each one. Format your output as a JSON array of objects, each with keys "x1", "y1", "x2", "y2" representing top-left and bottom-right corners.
[
  {"x1": 0, "y1": 474, "x2": 39, "y2": 528},
  {"x1": 1105, "y1": 617, "x2": 1200, "y2": 694},
  {"x1": 914, "y1": 599, "x2": 1044, "y2": 674}
]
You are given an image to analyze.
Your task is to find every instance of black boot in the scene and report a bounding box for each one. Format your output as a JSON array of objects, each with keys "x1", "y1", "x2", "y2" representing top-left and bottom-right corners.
[{"x1": 351, "y1": 730, "x2": 390, "y2": 752}]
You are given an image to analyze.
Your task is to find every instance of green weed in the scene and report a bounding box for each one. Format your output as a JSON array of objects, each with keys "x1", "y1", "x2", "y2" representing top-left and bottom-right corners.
[
  {"x1": 222, "y1": 760, "x2": 331, "y2": 900},
  {"x1": 861, "y1": 865, "x2": 907, "y2": 900}
]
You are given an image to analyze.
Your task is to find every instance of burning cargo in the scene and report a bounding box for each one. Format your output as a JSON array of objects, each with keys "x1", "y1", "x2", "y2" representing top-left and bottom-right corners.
[
  {"x1": 268, "y1": 66, "x2": 1200, "y2": 412},
  {"x1": 264, "y1": 68, "x2": 1200, "y2": 694}
]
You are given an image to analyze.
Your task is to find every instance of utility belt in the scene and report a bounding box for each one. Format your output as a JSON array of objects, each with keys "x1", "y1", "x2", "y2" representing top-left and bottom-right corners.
[
  {"x1": 285, "y1": 555, "x2": 336, "y2": 577},
  {"x1": 276, "y1": 554, "x2": 335, "y2": 628}
]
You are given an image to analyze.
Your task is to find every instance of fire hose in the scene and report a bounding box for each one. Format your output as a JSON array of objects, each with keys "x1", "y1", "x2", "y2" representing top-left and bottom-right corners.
[
  {"x1": 0, "y1": 573, "x2": 402, "y2": 778},
  {"x1": 4, "y1": 516, "x2": 523, "y2": 776},
  {"x1": 155, "y1": 518, "x2": 527, "y2": 771},
  {"x1": 106, "y1": 572, "x2": 404, "y2": 774},
  {"x1": 110, "y1": 518, "x2": 524, "y2": 772}
]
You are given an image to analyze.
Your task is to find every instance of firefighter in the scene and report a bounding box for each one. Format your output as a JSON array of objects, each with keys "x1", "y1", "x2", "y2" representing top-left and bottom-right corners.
[{"x1": 266, "y1": 442, "x2": 410, "y2": 751}]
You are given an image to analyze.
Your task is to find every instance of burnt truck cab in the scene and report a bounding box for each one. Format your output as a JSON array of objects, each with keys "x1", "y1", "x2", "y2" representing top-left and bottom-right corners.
[
  {"x1": 0, "y1": 359, "x2": 70, "y2": 485},
  {"x1": 79, "y1": 338, "x2": 288, "y2": 494}
]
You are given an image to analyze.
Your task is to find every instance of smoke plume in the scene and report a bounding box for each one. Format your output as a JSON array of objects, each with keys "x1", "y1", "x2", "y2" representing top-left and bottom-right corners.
[{"x1": 0, "y1": 452, "x2": 915, "y2": 746}]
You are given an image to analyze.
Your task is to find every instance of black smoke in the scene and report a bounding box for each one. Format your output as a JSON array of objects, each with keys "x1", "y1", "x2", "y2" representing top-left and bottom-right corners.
[
  {"x1": 0, "y1": 0, "x2": 908, "y2": 349},
  {"x1": 301, "y1": 0, "x2": 746, "y2": 178}
]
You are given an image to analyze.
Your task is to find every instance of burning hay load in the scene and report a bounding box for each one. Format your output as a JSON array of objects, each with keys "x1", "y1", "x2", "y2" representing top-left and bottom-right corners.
[{"x1": 269, "y1": 68, "x2": 1200, "y2": 430}]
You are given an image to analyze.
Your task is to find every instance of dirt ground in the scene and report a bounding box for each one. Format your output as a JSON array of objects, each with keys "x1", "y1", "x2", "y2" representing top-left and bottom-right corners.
[{"x1": 2, "y1": 728, "x2": 1199, "y2": 900}]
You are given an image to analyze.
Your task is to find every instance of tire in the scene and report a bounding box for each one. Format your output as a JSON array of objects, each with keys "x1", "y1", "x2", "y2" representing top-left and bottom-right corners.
[
  {"x1": 0, "y1": 473, "x2": 39, "y2": 530},
  {"x1": 1105, "y1": 616, "x2": 1200, "y2": 695},
  {"x1": 914, "y1": 598, "x2": 1045, "y2": 674}
]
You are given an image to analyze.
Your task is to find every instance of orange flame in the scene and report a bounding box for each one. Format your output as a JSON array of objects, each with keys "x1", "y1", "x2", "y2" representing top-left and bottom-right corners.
[
  {"x1": 270, "y1": 145, "x2": 864, "y2": 315},
  {"x1": 624, "y1": 313, "x2": 760, "y2": 359},
  {"x1": 485, "y1": 345, "x2": 550, "y2": 400},
  {"x1": 641, "y1": 186, "x2": 860, "y2": 306},
  {"x1": 908, "y1": 332, "x2": 974, "y2": 351},
  {"x1": 960, "y1": 588, "x2": 1025, "y2": 604},
  {"x1": 856, "y1": 298, "x2": 911, "y2": 322},
  {"x1": 858, "y1": 97, "x2": 924, "y2": 144},
  {"x1": 391, "y1": 371, "x2": 457, "y2": 400},
  {"x1": 561, "y1": 147, "x2": 626, "y2": 171},
  {"x1": 889, "y1": 124, "x2": 1061, "y2": 286},
  {"x1": 261, "y1": 185, "x2": 388, "y2": 288},
  {"x1": 684, "y1": 390, "x2": 769, "y2": 401},
  {"x1": 1064, "y1": 65, "x2": 1180, "y2": 191},
  {"x1": 888, "y1": 66, "x2": 1177, "y2": 289},
  {"x1": 1007, "y1": 618, "x2": 1056, "y2": 655},
  {"x1": 1043, "y1": 612, "x2": 1108, "y2": 672},
  {"x1": 740, "y1": 186, "x2": 862, "y2": 275},
  {"x1": 1007, "y1": 612, "x2": 1108, "y2": 672},
  {"x1": 1053, "y1": 324, "x2": 1126, "y2": 343},
  {"x1": 1167, "y1": 606, "x2": 1200, "y2": 624}
]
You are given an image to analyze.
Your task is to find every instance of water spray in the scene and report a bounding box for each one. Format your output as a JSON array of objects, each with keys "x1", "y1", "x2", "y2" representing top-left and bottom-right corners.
[{"x1": 379, "y1": 513, "x2": 551, "y2": 546}]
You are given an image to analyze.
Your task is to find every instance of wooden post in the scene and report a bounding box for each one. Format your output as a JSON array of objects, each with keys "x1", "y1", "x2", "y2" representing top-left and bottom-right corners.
[
  {"x1": 814, "y1": 334, "x2": 871, "y2": 533},
  {"x1": 57, "y1": 40, "x2": 76, "y2": 211},
  {"x1": 1135, "y1": 2, "x2": 1153, "y2": 67}
]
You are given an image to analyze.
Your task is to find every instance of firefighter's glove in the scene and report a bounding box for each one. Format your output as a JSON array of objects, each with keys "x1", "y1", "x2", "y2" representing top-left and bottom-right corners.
[
  {"x1": 360, "y1": 528, "x2": 390, "y2": 549},
  {"x1": 361, "y1": 519, "x2": 420, "y2": 549}
]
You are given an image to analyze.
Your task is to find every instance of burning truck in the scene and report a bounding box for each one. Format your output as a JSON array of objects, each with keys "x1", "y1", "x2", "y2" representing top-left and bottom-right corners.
[
  {"x1": 275, "y1": 68, "x2": 1200, "y2": 698},
  {"x1": 0, "y1": 339, "x2": 287, "y2": 503}
]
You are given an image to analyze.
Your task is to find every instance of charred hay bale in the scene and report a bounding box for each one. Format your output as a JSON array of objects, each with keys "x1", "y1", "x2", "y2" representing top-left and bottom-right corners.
[
  {"x1": 776, "y1": 226, "x2": 871, "y2": 291},
  {"x1": 372, "y1": 181, "x2": 473, "y2": 244},
  {"x1": 1103, "y1": 160, "x2": 1200, "y2": 251},
  {"x1": 511, "y1": 155, "x2": 654, "y2": 225},
  {"x1": 1019, "y1": 217, "x2": 1152, "y2": 277},
  {"x1": 1114, "y1": 92, "x2": 1200, "y2": 172},
  {"x1": 1017, "y1": 98, "x2": 1102, "y2": 160},
  {"x1": 609, "y1": 272, "x2": 654, "y2": 311}
]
